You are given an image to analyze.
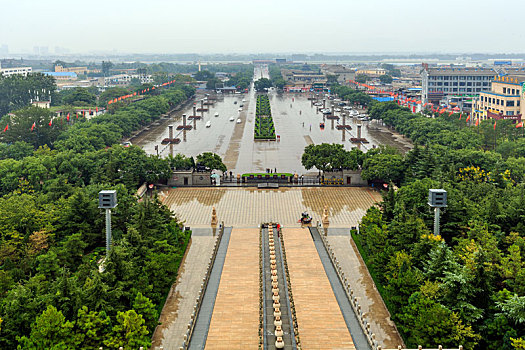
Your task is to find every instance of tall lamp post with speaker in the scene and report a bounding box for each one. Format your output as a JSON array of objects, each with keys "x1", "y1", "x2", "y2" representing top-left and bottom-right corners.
[
  {"x1": 98, "y1": 190, "x2": 118, "y2": 257},
  {"x1": 428, "y1": 189, "x2": 447, "y2": 237}
]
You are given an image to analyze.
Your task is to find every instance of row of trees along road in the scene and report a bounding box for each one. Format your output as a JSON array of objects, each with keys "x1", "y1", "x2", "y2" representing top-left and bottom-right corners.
[
  {"x1": 352, "y1": 101, "x2": 525, "y2": 349},
  {"x1": 0, "y1": 75, "x2": 225, "y2": 348}
]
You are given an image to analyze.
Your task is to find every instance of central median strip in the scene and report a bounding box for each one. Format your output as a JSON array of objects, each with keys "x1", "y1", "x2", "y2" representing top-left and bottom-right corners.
[
  {"x1": 254, "y1": 94, "x2": 276, "y2": 140},
  {"x1": 261, "y1": 223, "x2": 298, "y2": 349}
]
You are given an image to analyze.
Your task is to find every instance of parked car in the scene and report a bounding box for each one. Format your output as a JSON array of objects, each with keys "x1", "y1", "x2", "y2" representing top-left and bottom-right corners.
[
  {"x1": 236, "y1": 119, "x2": 242, "y2": 124},
  {"x1": 229, "y1": 116, "x2": 235, "y2": 121},
  {"x1": 205, "y1": 121, "x2": 211, "y2": 127}
]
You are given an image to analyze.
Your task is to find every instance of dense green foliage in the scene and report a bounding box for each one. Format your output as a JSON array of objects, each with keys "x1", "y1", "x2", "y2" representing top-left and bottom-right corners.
[
  {"x1": 355, "y1": 102, "x2": 525, "y2": 349},
  {"x1": 254, "y1": 78, "x2": 272, "y2": 92},
  {"x1": 301, "y1": 143, "x2": 364, "y2": 172},
  {"x1": 254, "y1": 95, "x2": 276, "y2": 140},
  {"x1": 331, "y1": 84, "x2": 373, "y2": 107},
  {"x1": 0, "y1": 80, "x2": 198, "y2": 348},
  {"x1": 0, "y1": 73, "x2": 57, "y2": 116},
  {"x1": 196, "y1": 152, "x2": 227, "y2": 172},
  {"x1": 224, "y1": 66, "x2": 254, "y2": 90},
  {"x1": 379, "y1": 74, "x2": 393, "y2": 84},
  {"x1": 268, "y1": 65, "x2": 286, "y2": 90}
]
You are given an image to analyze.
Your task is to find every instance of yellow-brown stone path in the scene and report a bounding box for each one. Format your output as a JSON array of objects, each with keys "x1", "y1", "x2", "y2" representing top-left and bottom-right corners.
[
  {"x1": 204, "y1": 228, "x2": 259, "y2": 349},
  {"x1": 160, "y1": 187, "x2": 381, "y2": 228},
  {"x1": 284, "y1": 228, "x2": 356, "y2": 349}
]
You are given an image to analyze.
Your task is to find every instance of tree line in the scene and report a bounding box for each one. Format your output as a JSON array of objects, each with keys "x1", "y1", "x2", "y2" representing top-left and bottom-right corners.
[
  {"x1": 0, "y1": 78, "x2": 204, "y2": 348},
  {"x1": 354, "y1": 101, "x2": 525, "y2": 349}
]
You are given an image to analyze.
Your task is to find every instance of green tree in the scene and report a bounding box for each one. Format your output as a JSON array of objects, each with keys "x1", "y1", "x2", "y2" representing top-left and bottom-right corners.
[
  {"x1": 75, "y1": 306, "x2": 111, "y2": 349},
  {"x1": 17, "y1": 305, "x2": 77, "y2": 350},
  {"x1": 399, "y1": 283, "x2": 481, "y2": 349},
  {"x1": 361, "y1": 152, "x2": 405, "y2": 185},
  {"x1": 379, "y1": 74, "x2": 393, "y2": 84},
  {"x1": 101, "y1": 61, "x2": 113, "y2": 76},
  {"x1": 0, "y1": 106, "x2": 64, "y2": 148},
  {"x1": 355, "y1": 74, "x2": 368, "y2": 83},
  {"x1": 206, "y1": 77, "x2": 222, "y2": 90},
  {"x1": 301, "y1": 143, "x2": 347, "y2": 173},
  {"x1": 61, "y1": 88, "x2": 96, "y2": 106},
  {"x1": 193, "y1": 70, "x2": 214, "y2": 81},
  {"x1": 104, "y1": 310, "x2": 150, "y2": 349},
  {"x1": 133, "y1": 292, "x2": 159, "y2": 332},
  {"x1": 196, "y1": 152, "x2": 227, "y2": 172},
  {"x1": 254, "y1": 78, "x2": 272, "y2": 92}
]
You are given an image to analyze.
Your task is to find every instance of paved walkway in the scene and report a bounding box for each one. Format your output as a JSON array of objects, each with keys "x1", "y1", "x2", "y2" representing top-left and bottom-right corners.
[
  {"x1": 284, "y1": 228, "x2": 355, "y2": 349},
  {"x1": 204, "y1": 228, "x2": 260, "y2": 349},
  {"x1": 326, "y1": 233, "x2": 404, "y2": 348},
  {"x1": 189, "y1": 227, "x2": 232, "y2": 350},
  {"x1": 309, "y1": 227, "x2": 371, "y2": 350},
  {"x1": 151, "y1": 231, "x2": 217, "y2": 350},
  {"x1": 160, "y1": 187, "x2": 381, "y2": 228}
]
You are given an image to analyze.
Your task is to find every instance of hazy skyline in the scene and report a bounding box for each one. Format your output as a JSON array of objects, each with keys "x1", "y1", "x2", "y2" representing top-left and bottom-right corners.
[{"x1": 2, "y1": 0, "x2": 525, "y2": 54}]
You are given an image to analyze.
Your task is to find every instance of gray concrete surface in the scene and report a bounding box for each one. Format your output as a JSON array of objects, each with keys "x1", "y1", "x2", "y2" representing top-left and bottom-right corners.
[
  {"x1": 326, "y1": 233, "x2": 405, "y2": 348},
  {"x1": 151, "y1": 232, "x2": 218, "y2": 350}
]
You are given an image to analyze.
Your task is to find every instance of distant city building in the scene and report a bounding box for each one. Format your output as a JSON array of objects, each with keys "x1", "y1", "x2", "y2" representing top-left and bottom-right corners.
[
  {"x1": 33, "y1": 46, "x2": 49, "y2": 55},
  {"x1": 54, "y1": 65, "x2": 89, "y2": 75},
  {"x1": 0, "y1": 65, "x2": 32, "y2": 77},
  {"x1": 355, "y1": 68, "x2": 386, "y2": 77},
  {"x1": 494, "y1": 60, "x2": 512, "y2": 66},
  {"x1": 473, "y1": 75, "x2": 525, "y2": 120},
  {"x1": 282, "y1": 69, "x2": 325, "y2": 83},
  {"x1": 421, "y1": 64, "x2": 495, "y2": 106},
  {"x1": 43, "y1": 71, "x2": 78, "y2": 81},
  {"x1": 320, "y1": 64, "x2": 356, "y2": 84},
  {"x1": 102, "y1": 73, "x2": 153, "y2": 87},
  {"x1": 54, "y1": 46, "x2": 70, "y2": 54}
]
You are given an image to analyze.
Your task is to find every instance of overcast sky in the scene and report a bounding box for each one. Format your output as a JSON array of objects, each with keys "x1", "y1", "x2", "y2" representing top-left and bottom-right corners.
[{"x1": 2, "y1": 0, "x2": 524, "y2": 54}]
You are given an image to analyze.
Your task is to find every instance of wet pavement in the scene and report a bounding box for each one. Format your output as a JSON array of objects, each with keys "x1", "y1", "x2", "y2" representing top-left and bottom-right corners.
[
  {"x1": 132, "y1": 66, "x2": 412, "y2": 175},
  {"x1": 159, "y1": 187, "x2": 382, "y2": 228},
  {"x1": 326, "y1": 234, "x2": 405, "y2": 348}
]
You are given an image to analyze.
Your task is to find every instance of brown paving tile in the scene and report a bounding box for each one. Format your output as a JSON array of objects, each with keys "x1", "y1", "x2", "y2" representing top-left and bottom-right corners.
[
  {"x1": 284, "y1": 228, "x2": 355, "y2": 350},
  {"x1": 160, "y1": 187, "x2": 381, "y2": 228},
  {"x1": 205, "y1": 228, "x2": 259, "y2": 349}
]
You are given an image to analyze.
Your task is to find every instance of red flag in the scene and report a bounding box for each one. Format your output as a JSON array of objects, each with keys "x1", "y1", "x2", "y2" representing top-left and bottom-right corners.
[
  {"x1": 96, "y1": 107, "x2": 99, "y2": 113},
  {"x1": 49, "y1": 119, "x2": 52, "y2": 127},
  {"x1": 466, "y1": 114, "x2": 471, "y2": 122},
  {"x1": 494, "y1": 120, "x2": 497, "y2": 130},
  {"x1": 3, "y1": 124, "x2": 8, "y2": 132},
  {"x1": 475, "y1": 118, "x2": 479, "y2": 126},
  {"x1": 76, "y1": 113, "x2": 79, "y2": 119},
  {"x1": 66, "y1": 113, "x2": 70, "y2": 121},
  {"x1": 31, "y1": 122, "x2": 35, "y2": 131},
  {"x1": 516, "y1": 121, "x2": 524, "y2": 128}
]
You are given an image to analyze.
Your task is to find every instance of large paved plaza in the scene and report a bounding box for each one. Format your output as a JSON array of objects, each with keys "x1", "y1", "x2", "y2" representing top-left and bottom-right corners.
[
  {"x1": 152, "y1": 187, "x2": 404, "y2": 350},
  {"x1": 160, "y1": 187, "x2": 382, "y2": 228}
]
